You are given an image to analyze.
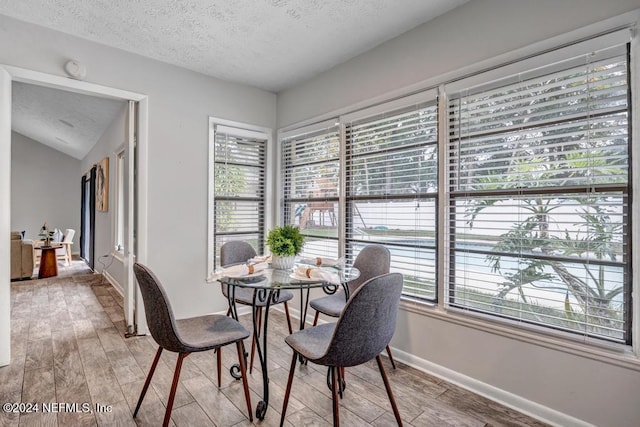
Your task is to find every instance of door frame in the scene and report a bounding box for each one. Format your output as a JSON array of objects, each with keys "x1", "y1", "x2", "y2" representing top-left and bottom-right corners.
[{"x1": 0, "y1": 64, "x2": 149, "y2": 366}]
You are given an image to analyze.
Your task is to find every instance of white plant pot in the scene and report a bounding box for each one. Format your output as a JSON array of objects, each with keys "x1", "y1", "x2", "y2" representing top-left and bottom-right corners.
[{"x1": 271, "y1": 255, "x2": 296, "y2": 270}]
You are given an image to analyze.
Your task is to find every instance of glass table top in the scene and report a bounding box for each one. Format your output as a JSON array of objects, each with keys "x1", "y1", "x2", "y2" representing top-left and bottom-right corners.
[{"x1": 217, "y1": 264, "x2": 360, "y2": 290}]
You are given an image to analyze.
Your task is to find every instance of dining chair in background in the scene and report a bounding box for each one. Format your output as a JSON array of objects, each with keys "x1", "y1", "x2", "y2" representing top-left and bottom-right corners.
[
  {"x1": 133, "y1": 263, "x2": 253, "y2": 427},
  {"x1": 281, "y1": 272, "x2": 404, "y2": 426},
  {"x1": 219, "y1": 240, "x2": 294, "y2": 376},
  {"x1": 56, "y1": 228, "x2": 75, "y2": 265},
  {"x1": 309, "y1": 244, "x2": 397, "y2": 368}
]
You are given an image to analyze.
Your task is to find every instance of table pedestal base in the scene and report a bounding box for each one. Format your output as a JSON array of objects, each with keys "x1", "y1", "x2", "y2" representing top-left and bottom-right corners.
[{"x1": 38, "y1": 246, "x2": 59, "y2": 279}]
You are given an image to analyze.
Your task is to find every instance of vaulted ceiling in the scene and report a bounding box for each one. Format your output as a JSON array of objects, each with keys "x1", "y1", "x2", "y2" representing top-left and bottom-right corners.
[{"x1": 11, "y1": 83, "x2": 126, "y2": 159}]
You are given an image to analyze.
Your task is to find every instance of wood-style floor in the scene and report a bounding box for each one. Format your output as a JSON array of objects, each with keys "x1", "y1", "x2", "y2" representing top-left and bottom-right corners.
[{"x1": 1, "y1": 260, "x2": 548, "y2": 426}]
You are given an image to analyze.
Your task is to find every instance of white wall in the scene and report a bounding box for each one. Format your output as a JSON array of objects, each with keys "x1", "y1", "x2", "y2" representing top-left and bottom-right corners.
[
  {"x1": 277, "y1": 1, "x2": 640, "y2": 426},
  {"x1": 10, "y1": 131, "x2": 81, "y2": 250},
  {"x1": 278, "y1": 0, "x2": 640, "y2": 127},
  {"x1": 0, "y1": 15, "x2": 276, "y2": 320}
]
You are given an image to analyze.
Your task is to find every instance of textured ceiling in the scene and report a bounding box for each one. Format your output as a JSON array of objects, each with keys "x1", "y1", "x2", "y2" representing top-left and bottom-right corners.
[
  {"x1": 3, "y1": 0, "x2": 469, "y2": 158},
  {"x1": 0, "y1": 0, "x2": 469, "y2": 92},
  {"x1": 12, "y1": 83, "x2": 126, "y2": 159}
]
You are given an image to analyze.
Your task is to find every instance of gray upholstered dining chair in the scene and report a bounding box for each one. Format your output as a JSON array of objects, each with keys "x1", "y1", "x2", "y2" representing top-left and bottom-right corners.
[
  {"x1": 133, "y1": 263, "x2": 253, "y2": 427},
  {"x1": 219, "y1": 240, "x2": 294, "y2": 374},
  {"x1": 309, "y1": 244, "x2": 397, "y2": 368},
  {"x1": 281, "y1": 273, "x2": 404, "y2": 426}
]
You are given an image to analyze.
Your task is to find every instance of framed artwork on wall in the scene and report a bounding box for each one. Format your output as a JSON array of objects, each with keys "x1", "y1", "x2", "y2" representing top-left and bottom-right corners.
[{"x1": 96, "y1": 157, "x2": 109, "y2": 212}]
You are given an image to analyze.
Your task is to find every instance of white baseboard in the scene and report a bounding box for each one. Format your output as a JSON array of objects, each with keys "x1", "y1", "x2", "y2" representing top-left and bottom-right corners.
[
  {"x1": 230, "y1": 306, "x2": 253, "y2": 317},
  {"x1": 390, "y1": 347, "x2": 592, "y2": 427},
  {"x1": 283, "y1": 304, "x2": 589, "y2": 427},
  {"x1": 280, "y1": 304, "x2": 316, "y2": 327},
  {"x1": 102, "y1": 270, "x2": 124, "y2": 296}
]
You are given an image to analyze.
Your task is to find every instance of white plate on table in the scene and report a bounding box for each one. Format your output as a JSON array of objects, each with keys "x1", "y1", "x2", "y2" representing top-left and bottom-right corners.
[
  {"x1": 226, "y1": 272, "x2": 265, "y2": 282},
  {"x1": 289, "y1": 273, "x2": 320, "y2": 282},
  {"x1": 298, "y1": 258, "x2": 342, "y2": 269}
]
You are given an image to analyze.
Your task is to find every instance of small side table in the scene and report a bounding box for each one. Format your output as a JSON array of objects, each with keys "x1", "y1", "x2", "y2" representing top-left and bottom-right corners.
[{"x1": 38, "y1": 245, "x2": 60, "y2": 279}]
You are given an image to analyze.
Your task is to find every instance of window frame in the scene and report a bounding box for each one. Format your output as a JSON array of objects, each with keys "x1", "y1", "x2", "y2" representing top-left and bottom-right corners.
[
  {"x1": 341, "y1": 89, "x2": 439, "y2": 301},
  {"x1": 279, "y1": 119, "x2": 342, "y2": 260},
  {"x1": 207, "y1": 117, "x2": 272, "y2": 281},
  {"x1": 443, "y1": 33, "x2": 632, "y2": 345}
]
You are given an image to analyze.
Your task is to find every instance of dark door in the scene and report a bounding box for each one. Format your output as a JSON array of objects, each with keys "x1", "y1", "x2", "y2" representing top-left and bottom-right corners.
[{"x1": 80, "y1": 167, "x2": 96, "y2": 269}]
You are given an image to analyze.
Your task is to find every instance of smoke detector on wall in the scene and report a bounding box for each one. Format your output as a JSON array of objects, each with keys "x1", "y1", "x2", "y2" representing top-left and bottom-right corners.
[{"x1": 64, "y1": 60, "x2": 87, "y2": 80}]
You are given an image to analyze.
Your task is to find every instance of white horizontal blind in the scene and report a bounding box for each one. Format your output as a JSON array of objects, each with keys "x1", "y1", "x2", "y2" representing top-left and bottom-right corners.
[
  {"x1": 345, "y1": 101, "x2": 438, "y2": 300},
  {"x1": 213, "y1": 126, "x2": 266, "y2": 266},
  {"x1": 281, "y1": 124, "x2": 340, "y2": 259},
  {"x1": 447, "y1": 44, "x2": 630, "y2": 343}
]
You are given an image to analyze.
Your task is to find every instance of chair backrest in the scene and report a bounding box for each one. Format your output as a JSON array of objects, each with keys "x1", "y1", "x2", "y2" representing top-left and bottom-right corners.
[
  {"x1": 51, "y1": 228, "x2": 64, "y2": 243},
  {"x1": 348, "y1": 244, "x2": 391, "y2": 295},
  {"x1": 133, "y1": 263, "x2": 184, "y2": 353},
  {"x1": 219, "y1": 241, "x2": 257, "y2": 298},
  {"x1": 318, "y1": 272, "x2": 403, "y2": 367},
  {"x1": 56, "y1": 229, "x2": 76, "y2": 256},
  {"x1": 220, "y1": 241, "x2": 257, "y2": 267},
  {"x1": 63, "y1": 229, "x2": 75, "y2": 243}
]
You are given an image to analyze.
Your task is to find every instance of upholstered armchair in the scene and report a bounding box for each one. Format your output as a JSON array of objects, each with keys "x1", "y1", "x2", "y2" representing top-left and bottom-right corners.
[{"x1": 10, "y1": 231, "x2": 34, "y2": 280}]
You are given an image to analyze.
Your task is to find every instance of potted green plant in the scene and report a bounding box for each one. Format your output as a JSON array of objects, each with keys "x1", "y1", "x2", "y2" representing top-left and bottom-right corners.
[
  {"x1": 266, "y1": 225, "x2": 304, "y2": 269},
  {"x1": 38, "y1": 222, "x2": 55, "y2": 247}
]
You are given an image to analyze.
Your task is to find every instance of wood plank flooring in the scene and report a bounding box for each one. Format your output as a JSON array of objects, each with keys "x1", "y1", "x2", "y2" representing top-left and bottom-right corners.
[{"x1": 1, "y1": 260, "x2": 549, "y2": 426}]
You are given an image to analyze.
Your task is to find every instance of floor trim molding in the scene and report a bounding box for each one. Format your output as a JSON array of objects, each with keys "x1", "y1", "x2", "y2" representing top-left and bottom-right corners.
[
  {"x1": 392, "y1": 347, "x2": 592, "y2": 427},
  {"x1": 103, "y1": 270, "x2": 123, "y2": 296}
]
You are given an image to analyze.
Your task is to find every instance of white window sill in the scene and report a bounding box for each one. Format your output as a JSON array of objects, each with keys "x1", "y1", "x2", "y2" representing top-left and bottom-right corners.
[{"x1": 112, "y1": 250, "x2": 124, "y2": 262}]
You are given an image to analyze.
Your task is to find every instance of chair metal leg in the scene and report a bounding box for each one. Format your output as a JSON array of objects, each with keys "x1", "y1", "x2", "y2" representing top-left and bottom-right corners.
[
  {"x1": 216, "y1": 348, "x2": 222, "y2": 387},
  {"x1": 375, "y1": 355, "x2": 402, "y2": 426},
  {"x1": 284, "y1": 301, "x2": 293, "y2": 334},
  {"x1": 236, "y1": 342, "x2": 253, "y2": 422},
  {"x1": 163, "y1": 352, "x2": 188, "y2": 427},
  {"x1": 312, "y1": 311, "x2": 319, "y2": 326},
  {"x1": 386, "y1": 345, "x2": 397, "y2": 369},
  {"x1": 331, "y1": 366, "x2": 340, "y2": 426},
  {"x1": 280, "y1": 352, "x2": 298, "y2": 427},
  {"x1": 250, "y1": 306, "x2": 262, "y2": 374},
  {"x1": 133, "y1": 346, "x2": 163, "y2": 417},
  {"x1": 326, "y1": 366, "x2": 346, "y2": 396}
]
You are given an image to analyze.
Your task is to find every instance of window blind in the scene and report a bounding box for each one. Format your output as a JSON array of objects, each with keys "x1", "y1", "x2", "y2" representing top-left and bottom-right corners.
[
  {"x1": 213, "y1": 125, "x2": 266, "y2": 266},
  {"x1": 447, "y1": 43, "x2": 631, "y2": 343},
  {"x1": 345, "y1": 100, "x2": 438, "y2": 300},
  {"x1": 281, "y1": 123, "x2": 340, "y2": 259}
]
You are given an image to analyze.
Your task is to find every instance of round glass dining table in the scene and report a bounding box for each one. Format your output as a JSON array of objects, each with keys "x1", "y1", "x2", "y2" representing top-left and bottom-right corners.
[{"x1": 217, "y1": 264, "x2": 360, "y2": 420}]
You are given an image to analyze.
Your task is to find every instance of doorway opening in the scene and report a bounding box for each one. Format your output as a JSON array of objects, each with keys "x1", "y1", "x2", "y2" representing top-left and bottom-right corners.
[{"x1": 0, "y1": 65, "x2": 149, "y2": 366}]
